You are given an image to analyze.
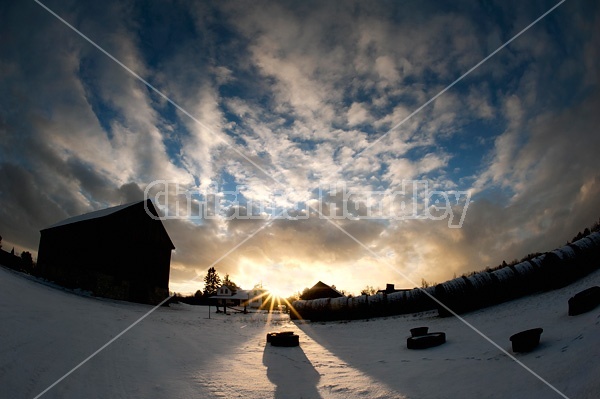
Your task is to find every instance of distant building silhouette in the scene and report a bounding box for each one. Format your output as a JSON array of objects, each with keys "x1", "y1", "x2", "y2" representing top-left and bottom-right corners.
[
  {"x1": 212, "y1": 284, "x2": 266, "y2": 310},
  {"x1": 376, "y1": 283, "x2": 412, "y2": 295},
  {"x1": 301, "y1": 281, "x2": 344, "y2": 300},
  {"x1": 217, "y1": 284, "x2": 237, "y2": 296},
  {"x1": 37, "y1": 200, "x2": 174, "y2": 304}
]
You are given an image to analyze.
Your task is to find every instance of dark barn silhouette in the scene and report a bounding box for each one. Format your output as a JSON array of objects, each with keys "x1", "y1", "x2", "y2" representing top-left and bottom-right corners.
[
  {"x1": 300, "y1": 281, "x2": 344, "y2": 300},
  {"x1": 37, "y1": 200, "x2": 174, "y2": 304}
]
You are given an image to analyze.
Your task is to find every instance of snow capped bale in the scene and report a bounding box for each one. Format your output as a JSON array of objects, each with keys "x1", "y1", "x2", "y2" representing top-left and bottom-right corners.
[
  {"x1": 329, "y1": 296, "x2": 350, "y2": 320},
  {"x1": 368, "y1": 293, "x2": 387, "y2": 317},
  {"x1": 290, "y1": 300, "x2": 307, "y2": 320},
  {"x1": 386, "y1": 291, "x2": 405, "y2": 315},
  {"x1": 311, "y1": 297, "x2": 331, "y2": 311},
  {"x1": 292, "y1": 300, "x2": 306, "y2": 311},
  {"x1": 540, "y1": 246, "x2": 578, "y2": 289},
  {"x1": 302, "y1": 299, "x2": 317, "y2": 321},
  {"x1": 554, "y1": 246, "x2": 577, "y2": 261},
  {"x1": 402, "y1": 290, "x2": 417, "y2": 311},
  {"x1": 570, "y1": 234, "x2": 600, "y2": 273},
  {"x1": 491, "y1": 266, "x2": 521, "y2": 301},
  {"x1": 467, "y1": 272, "x2": 494, "y2": 290},
  {"x1": 330, "y1": 296, "x2": 348, "y2": 311},
  {"x1": 511, "y1": 260, "x2": 540, "y2": 293},
  {"x1": 350, "y1": 295, "x2": 368, "y2": 306},
  {"x1": 422, "y1": 286, "x2": 438, "y2": 311},
  {"x1": 309, "y1": 297, "x2": 332, "y2": 321},
  {"x1": 348, "y1": 295, "x2": 370, "y2": 320},
  {"x1": 492, "y1": 266, "x2": 517, "y2": 283},
  {"x1": 528, "y1": 254, "x2": 546, "y2": 270},
  {"x1": 400, "y1": 288, "x2": 436, "y2": 314},
  {"x1": 434, "y1": 276, "x2": 474, "y2": 316},
  {"x1": 442, "y1": 276, "x2": 471, "y2": 296},
  {"x1": 293, "y1": 296, "x2": 351, "y2": 321},
  {"x1": 571, "y1": 236, "x2": 597, "y2": 252},
  {"x1": 466, "y1": 272, "x2": 500, "y2": 307},
  {"x1": 585, "y1": 232, "x2": 600, "y2": 246},
  {"x1": 584, "y1": 232, "x2": 600, "y2": 265}
]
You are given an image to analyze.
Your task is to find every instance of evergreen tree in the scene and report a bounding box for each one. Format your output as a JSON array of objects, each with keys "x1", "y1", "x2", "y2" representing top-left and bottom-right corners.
[
  {"x1": 20, "y1": 251, "x2": 33, "y2": 272},
  {"x1": 203, "y1": 267, "x2": 221, "y2": 296},
  {"x1": 222, "y1": 274, "x2": 239, "y2": 290}
]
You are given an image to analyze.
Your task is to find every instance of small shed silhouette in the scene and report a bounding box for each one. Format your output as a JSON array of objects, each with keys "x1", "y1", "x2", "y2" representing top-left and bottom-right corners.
[
  {"x1": 37, "y1": 200, "x2": 174, "y2": 304},
  {"x1": 301, "y1": 281, "x2": 344, "y2": 300}
]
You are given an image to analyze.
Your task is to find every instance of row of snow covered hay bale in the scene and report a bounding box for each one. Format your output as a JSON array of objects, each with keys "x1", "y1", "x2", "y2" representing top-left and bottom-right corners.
[
  {"x1": 434, "y1": 264, "x2": 536, "y2": 316},
  {"x1": 290, "y1": 286, "x2": 438, "y2": 321},
  {"x1": 436, "y1": 232, "x2": 600, "y2": 316},
  {"x1": 387, "y1": 286, "x2": 438, "y2": 315},
  {"x1": 541, "y1": 232, "x2": 600, "y2": 288},
  {"x1": 291, "y1": 233, "x2": 600, "y2": 321}
]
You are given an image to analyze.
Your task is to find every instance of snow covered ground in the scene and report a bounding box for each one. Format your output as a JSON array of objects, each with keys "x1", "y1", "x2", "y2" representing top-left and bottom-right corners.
[{"x1": 1, "y1": 265, "x2": 599, "y2": 399}]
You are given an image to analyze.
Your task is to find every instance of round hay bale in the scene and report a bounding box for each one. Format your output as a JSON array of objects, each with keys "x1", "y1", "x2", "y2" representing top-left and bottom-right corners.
[
  {"x1": 266, "y1": 332, "x2": 278, "y2": 343},
  {"x1": 466, "y1": 272, "x2": 500, "y2": 307},
  {"x1": 528, "y1": 254, "x2": 546, "y2": 270},
  {"x1": 310, "y1": 297, "x2": 332, "y2": 321},
  {"x1": 271, "y1": 333, "x2": 300, "y2": 347},
  {"x1": 568, "y1": 286, "x2": 600, "y2": 316},
  {"x1": 541, "y1": 246, "x2": 578, "y2": 289},
  {"x1": 368, "y1": 293, "x2": 387, "y2": 317},
  {"x1": 348, "y1": 295, "x2": 370, "y2": 319},
  {"x1": 290, "y1": 300, "x2": 307, "y2": 320},
  {"x1": 511, "y1": 260, "x2": 540, "y2": 293},
  {"x1": 434, "y1": 277, "x2": 472, "y2": 316},
  {"x1": 403, "y1": 287, "x2": 437, "y2": 314},
  {"x1": 410, "y1": 327, "x2": 429, "y2": 337},
  {"x1": 329, "y1": 296, "x2": 349, "y2": 320},
  {"x1": 510, "y1": 328, "x2": 543, "y2": 352},
  {"x1": 387, "y1": 291, "x2": 405, "y2": 315},
  {"x1": 492, "y1": 266, "x2": 520, "y2": 301},
  {"x1": 570, "y1": 236, "x2": 600, "y2": 274},
  {"x1": 585, "y1": 232, "x2": 600, "y2": 246},
  {"x1": 407, "y1": 332, "x2": 446, "y2": 349}
]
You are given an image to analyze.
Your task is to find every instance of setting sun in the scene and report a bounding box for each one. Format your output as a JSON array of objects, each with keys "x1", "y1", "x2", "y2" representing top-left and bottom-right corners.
[{"x1": 266, "y1": 287, "x2": 286, "y2": 299}]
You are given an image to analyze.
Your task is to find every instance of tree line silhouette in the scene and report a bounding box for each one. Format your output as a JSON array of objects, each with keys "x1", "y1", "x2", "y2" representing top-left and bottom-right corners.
[{"x1": 0, "y1": 235, "x2": 35, "y2": 274}]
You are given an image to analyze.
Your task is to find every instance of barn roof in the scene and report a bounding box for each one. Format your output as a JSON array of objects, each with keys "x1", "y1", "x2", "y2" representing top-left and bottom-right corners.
[
  {"x1": 42, "y1": 200, "x2": 175, "y2": 249},
  {"x1": 302, "y1": 281, "x2": 345, "y2": 300},
  {"x1": 45, "y1": 201, "x2": 141, "y2": 229},
  {"x1": 311, "y1": 281, "x2": 343, "y2": 294}
]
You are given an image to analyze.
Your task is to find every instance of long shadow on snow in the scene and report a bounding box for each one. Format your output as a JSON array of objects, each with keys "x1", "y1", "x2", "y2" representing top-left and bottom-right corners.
[{"x1": 263, "y1": 343, "x2": 322, "y2": 399}]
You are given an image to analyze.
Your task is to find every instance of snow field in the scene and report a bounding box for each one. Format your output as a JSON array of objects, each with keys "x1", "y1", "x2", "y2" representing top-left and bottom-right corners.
[{"x1": 1, "y1": 265, "x2": 599, "y2": 398}]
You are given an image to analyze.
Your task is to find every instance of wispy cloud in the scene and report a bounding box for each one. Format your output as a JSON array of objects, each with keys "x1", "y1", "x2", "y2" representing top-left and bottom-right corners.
[{"x1": 1, "y1": 0, "x2": 599, "y2": 295}]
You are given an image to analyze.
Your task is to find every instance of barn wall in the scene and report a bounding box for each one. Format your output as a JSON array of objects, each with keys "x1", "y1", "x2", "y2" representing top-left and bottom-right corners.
[{"x1": 37, "y1": 201, "x2": 173, "y2": 304}]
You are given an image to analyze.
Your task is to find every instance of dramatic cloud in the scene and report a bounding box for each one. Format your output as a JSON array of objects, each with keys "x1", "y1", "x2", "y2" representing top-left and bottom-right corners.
[{"x1": 1, "y1": 0, "x2": 599, "y2": 296}]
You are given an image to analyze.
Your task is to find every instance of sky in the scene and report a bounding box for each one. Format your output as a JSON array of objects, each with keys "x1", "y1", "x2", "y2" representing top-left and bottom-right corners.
[{"x1": 1, "y1": 0, "x2": 599, "y2": 297}]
